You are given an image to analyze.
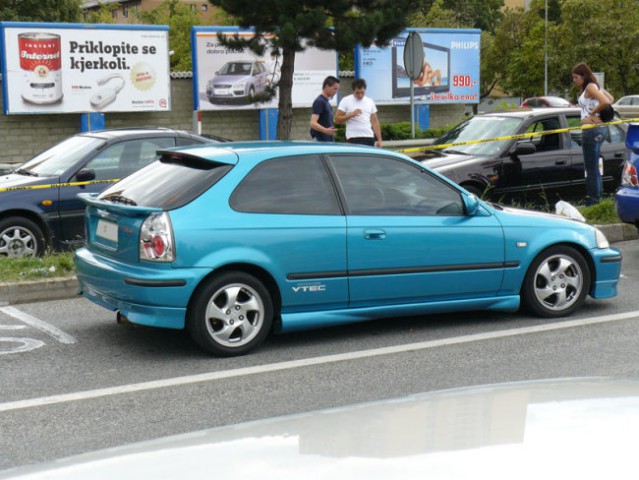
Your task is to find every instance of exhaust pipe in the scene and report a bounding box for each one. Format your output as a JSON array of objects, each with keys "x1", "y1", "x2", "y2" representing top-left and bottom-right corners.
[{"x1": 116, "y1": 311, "x2": 131, "y2": 325}]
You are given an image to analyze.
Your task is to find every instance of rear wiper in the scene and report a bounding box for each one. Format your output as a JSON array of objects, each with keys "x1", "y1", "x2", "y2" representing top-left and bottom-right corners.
[
  {"x1": 103, "y1": 194, "x2": 137, "y2": 206},
  {"x1": 14, "y1": 168, "x2": 38, "y2": 177}
]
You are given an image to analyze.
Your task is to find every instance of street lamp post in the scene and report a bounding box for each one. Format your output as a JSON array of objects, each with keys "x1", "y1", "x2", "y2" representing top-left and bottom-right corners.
[{"x1": 544, "y1": 0, "x2": 548, "y2": 96}]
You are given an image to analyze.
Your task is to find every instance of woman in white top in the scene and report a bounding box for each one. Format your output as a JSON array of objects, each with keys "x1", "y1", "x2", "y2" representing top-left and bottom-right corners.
[{"x1": 571, "y1": 62, "x2": 613, "y2": 206}]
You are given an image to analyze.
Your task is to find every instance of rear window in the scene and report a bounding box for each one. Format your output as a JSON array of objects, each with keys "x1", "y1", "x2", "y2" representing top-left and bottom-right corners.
[{"x1": 98, "y1": 154, "x2": 232, "y2": 209}]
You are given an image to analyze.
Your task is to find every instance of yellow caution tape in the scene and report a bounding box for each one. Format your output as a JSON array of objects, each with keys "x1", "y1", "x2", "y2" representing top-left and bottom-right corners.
[
  {"x1": 398, "y1": 116, "x2": 639, "y2": 154},
  {"x1": 0, "y1": 178, "x2": 119, "y2": 193},
  {"x1": 3, "y1": 116, "x2": 639, "y2": 191}
]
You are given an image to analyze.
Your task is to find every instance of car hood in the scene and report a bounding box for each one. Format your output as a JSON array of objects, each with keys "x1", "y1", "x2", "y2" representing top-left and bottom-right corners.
[
  {"x1": 418, "y1": 151, "x2": 483, "y2": 171},
  {"x1": 0, "y1": 173, "x2": 54, "y2": 189},
  {"x1": 2, "y1": 378, "x2": 638, "y2": 479},
  {"x1": 210, "y1": 74, "x2": 249, "y2": 84}
]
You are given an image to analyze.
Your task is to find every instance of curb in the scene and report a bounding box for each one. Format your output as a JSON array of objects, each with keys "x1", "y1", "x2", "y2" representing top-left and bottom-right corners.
[
  {"x1": 0, "y1": 277, "x2": 79, "y2": 306},
  {"x1": 0, "y1": 224, "x2": 636, "y2": 306},
  {"x1": 595, "y1": 222, "x2": 638, "y2": 243}
]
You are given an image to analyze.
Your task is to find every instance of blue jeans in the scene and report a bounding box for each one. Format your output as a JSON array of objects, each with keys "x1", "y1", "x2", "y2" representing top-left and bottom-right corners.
[{"x1": 582, "y1": 126, "x2": 604, "y2": 206}]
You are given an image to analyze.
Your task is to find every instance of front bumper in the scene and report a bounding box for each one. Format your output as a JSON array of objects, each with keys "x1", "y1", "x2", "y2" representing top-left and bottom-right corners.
[
  {"x1": 590, "y1": 247, "x2": 622, "y2": 299},
  {"x1": 74, "y1": 248, "x2": 209, "y2": 329}
]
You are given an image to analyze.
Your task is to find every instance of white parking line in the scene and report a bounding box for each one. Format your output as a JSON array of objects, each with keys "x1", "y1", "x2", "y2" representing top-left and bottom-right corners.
[
  {"x1": 0, "y1": 306, "x2": 77, "y2": 345},
  {"x1": 0, "y1": 310, "x2": 638, "y2": 413}
]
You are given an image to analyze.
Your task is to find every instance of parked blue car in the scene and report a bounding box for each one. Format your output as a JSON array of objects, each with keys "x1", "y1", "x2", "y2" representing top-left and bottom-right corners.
[
  {"x1": 74, "y1": 142, "x2": 622, "y2": 356},
  {"x1": 615, "y1": 123, "x2": 639, "y2": 226},
  {"x1": 0, "y1": 128, "x2": 218, "y2": 257}
]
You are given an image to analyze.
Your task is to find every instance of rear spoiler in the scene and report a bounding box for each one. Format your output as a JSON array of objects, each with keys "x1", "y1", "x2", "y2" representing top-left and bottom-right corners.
[{"x1": 78, "y1": 193, "x2": 163, "y2": 216}]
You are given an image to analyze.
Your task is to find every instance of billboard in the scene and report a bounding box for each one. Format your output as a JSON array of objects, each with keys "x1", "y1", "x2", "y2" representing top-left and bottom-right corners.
[
  {"x1": 356, "y1": 29, "x2": 480, "y2": 105},
  {"x1": 0, "y1": 22, "x2": 171, "y2": 114},
  {"x1": 192, "y1": 27, "x2": 338, "y2": 111}
]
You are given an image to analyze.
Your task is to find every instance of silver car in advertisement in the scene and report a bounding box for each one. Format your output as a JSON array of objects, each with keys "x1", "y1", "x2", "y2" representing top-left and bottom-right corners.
[{"x1": 206, "y1": 60, "x2": 270, "y2": 104}]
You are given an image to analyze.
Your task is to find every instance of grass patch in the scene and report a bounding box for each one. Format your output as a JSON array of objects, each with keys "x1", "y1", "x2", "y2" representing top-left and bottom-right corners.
[
  {"x1": 577, "y1": 197, "x2": 621, "y2": 225},
  {"x1": 0, "y1": 251, "x2": 75, "y2": 282}
]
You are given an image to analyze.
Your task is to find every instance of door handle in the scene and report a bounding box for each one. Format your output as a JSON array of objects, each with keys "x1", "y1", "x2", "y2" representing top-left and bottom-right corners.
[
  {"x1": 364, "y1": 229, "x2": 386, "y2": 240},
  {"x1": 554, "y1": 160, "x2": 567, "y2": 165}
]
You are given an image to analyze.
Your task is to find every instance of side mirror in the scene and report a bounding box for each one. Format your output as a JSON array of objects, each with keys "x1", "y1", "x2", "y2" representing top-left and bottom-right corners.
[
  {"x1": 512, "y1": 142, "x2": 537, "y2": 156},
  {"x1": 463, "y1": 193, "x2": 480, "y2": 216},
  {"x1": 75, "y1": 169, "x2": 96, "y2": 182}
]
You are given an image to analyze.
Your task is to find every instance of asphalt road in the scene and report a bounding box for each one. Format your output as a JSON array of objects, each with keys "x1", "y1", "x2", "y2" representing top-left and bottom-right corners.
[{"x1": 1, "y1": 240, "x2": 638, "y2": 472}]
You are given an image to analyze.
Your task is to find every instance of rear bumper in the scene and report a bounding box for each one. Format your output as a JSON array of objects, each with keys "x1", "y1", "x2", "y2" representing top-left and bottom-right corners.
[
  {"x1": 615, "y1": 187, "x2": 639, "y2": 224},
  {"x1": 74, "y1": 248, "x2": 208, "y2": 329},
  {"x1": 590, "y1": 247, "x2": 622, "y2": 299}
]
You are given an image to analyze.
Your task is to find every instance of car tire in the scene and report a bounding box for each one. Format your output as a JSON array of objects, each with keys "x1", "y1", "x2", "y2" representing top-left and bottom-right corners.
[
  {"x1": 187, "y1": 271, "x2": 273, "y2": 356},
  {"x1": 248, "y1": 86, "x2": 255, "y2": 100},
  {"x1": 521, "y1": 245, "x2": 590, "y2": 318},
  {"x1": 0, "y1": 217, "x2": 46, "y2": 258}
]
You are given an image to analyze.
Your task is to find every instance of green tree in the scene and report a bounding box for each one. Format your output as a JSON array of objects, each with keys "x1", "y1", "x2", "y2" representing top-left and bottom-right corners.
[
  {"x1": 410, "y1": 0, "x2": 504, "y2": 33},
  {"x1": 0, "y1": 0, "x2": 82, "y2": 22},
  {"x1": 85, "y1": 3, "x2": 119, "y2": 24},
  {"x1": 138, "y1": 0, "x2": 202, "y2": 71},
  {"x1": 208, "y1": 0, "x2": 421, "y2": 140},
  {"x1": 556, "y1": 0, "x2": 639, "y2": 98}
]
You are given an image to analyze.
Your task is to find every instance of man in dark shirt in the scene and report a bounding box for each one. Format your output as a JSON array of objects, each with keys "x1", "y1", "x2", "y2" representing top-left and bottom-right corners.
[{"x1": 310, "y1": 76, "x2": 340, "y2": 142}]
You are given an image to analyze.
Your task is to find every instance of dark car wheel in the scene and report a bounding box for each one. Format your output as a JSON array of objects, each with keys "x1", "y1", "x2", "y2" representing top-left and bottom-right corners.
[
  {"x1": 0, "y1": 217, "x2": 45, "y2": 258},
  {"x1": 521, "y1": 246, "x2": 590, "y2": 318},
  {"x1": 187, "y1": 271, "x2": 273, "y2": 356}
]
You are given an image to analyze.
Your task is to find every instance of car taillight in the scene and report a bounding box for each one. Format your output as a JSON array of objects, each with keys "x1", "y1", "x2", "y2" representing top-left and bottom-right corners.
[
  {"x1": 621, "y1": 161, "x2": 639, "y2": 187},
  {"x1": 140, "y1": 212, "x2": 175, "y2": 262}
]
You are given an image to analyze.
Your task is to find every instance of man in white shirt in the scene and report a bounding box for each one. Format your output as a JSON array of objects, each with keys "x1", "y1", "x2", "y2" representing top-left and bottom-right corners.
[{"x1": 335, "y1": 78, "x2": 383, "y2": 147}]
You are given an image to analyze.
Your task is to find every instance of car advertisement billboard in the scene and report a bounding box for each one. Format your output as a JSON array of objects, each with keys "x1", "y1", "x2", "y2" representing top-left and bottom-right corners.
[
  {"x1": 0, "y1": 22, "x2": 171, "y2": 115},
  {"x1": 356, "y1": 28, "x2": 480, "y2": 105},
  {"x1": 192, "y1": 27, "x2": 338, "y2": 110}
]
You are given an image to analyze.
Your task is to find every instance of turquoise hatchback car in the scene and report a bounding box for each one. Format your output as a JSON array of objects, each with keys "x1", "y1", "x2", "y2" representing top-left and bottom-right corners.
[{"x1": 74, "y1": 142, "x2": 622, "y2": 356}]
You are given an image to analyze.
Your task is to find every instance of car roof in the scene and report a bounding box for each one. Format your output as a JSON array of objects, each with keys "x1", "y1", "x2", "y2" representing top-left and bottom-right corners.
[
  {"x1": 162, "y1": 141, "x2": 409, "y2": 166},
  {"x1": 474, "y1": 107, "x2": 581, "y2": 119},
  {"x1": 524, "y1": 95, "x2": 567, "y2": 100},
  {"x1": 78, "y1": 127, "x2": 198, "y2": 140}
]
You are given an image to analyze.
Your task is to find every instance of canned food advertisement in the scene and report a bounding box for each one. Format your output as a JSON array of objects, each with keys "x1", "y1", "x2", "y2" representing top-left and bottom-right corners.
[
  {"x1": 0, "y1": 22, "x2": 171, "y2": 114},
  {"x1": 192, "y1": 27, "x2": 338, "y2": 111}
]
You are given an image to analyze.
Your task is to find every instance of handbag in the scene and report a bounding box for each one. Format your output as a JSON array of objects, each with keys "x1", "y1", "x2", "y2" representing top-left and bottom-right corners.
[{"x1": 599, "y1": 104, "x2": 615, "y2": 123}]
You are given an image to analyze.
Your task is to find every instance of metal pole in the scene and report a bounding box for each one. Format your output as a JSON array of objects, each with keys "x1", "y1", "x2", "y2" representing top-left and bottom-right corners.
[
  {"x1": 410, "y1": 82, "x2": 415, "y2": 138},
  {"x1": 544, "y1": 0, "x2": 548, "y2": 96}
]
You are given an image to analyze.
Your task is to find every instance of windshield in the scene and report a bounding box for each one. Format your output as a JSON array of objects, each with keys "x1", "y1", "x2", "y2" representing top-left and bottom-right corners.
[
  {"x1": 434, "y1": 116, "x2": 523, "y2": 156},
  {"x1": 218, "y1": 62, "x2": 252, "y2": 75},
  {"x1": 18, "y1": 135, "x2": 104, "y2": 177}
]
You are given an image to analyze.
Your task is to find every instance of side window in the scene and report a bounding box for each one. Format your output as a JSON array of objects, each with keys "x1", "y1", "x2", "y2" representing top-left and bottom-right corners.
[
  {"x1": 137, "y1": 138, "x2": 176, "y2": 169},
  {"x1": 82, "y1": 144, "x2": 124, "y2": 181},
  {"x1": 525, "y1": 118, "x2": 561, "y2": 152},
  {"x1": 607, "y1": 125, "x2": 623, "y2": 144},
  {"x1": 176, "y1": 136, "x2": 207, "y2": 147},
  {"x1": 620, "y1": 97, "x2": 632, "y2": 106},
  {"x1": 329, "y1": 154, "x2": 463, "y2": 216},
  {"x1": 83, "y1": 137, "x2": 175, "y2": 180},
  {"x1": 230, "y1": 155, "x2": 341, "y2": 215},
  {"x1": 567, "y1": 116, "x2": 583, "y2": 148}
]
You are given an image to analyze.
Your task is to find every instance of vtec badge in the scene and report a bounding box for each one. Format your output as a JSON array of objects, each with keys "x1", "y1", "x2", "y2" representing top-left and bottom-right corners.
[{"x1": 292, "y1": 283, "x2": 327, "y2": 293}]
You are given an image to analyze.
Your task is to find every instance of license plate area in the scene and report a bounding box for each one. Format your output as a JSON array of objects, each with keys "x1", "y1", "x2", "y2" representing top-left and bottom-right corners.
[{"x1": 96, "y1": 218, "x2": 118, "y2": 245}]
